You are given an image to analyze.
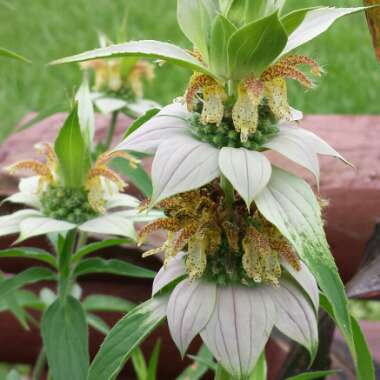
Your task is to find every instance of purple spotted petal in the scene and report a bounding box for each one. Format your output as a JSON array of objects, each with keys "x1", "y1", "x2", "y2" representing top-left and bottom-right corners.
[
  {"x1": 152, "y1": 252, "x2": 187, "y2": 297},
  {"x1": 115, "y1": 103, "x2": 189, "y2": 154},
  {"x1": 269, "y1": 279, "x2": 318, "y2": 359},
  {"x1": 151, "y1": 134, "x2": 220, "y2": 205},
  {"x1": 167, "y1": 279, "x2": 217, "y2": 356},
  {"x1": 200, "y1": 286, "x2": 276, "y2": 379}
]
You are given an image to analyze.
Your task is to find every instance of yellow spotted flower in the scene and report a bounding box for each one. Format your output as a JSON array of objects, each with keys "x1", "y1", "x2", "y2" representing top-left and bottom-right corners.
[{"x1": 1, "y1": 143, "x2": 159, "y2": 243}]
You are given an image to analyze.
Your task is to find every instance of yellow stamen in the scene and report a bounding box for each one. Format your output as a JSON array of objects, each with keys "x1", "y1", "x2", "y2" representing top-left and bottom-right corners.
[
  {"x1": 34, "y1": 142, "x2": 58, "y2": 172},
  {"x1": 232, "y1": 77, "x2": 264, "y2": 142},
  {"x1": 138, "y1": 218, "x2": 181, "y2": 245},
  {"x1": 186, "y1": 234, "x2": 208, "y2": 280},
  {"x1": 264, "y1": 78, "x2": 293, "y2": 122},
  {"x1": 127, "y1": 61, "x2": 155, "y2": 98},
  {"x1": 222, "y1": 221, "x2": 240, "y2": 251},
  {"x1": 276, "y1": 55, "x2": 323, "y2": 77},
  {"x1": 200, "y1": 84, "x2": 227, "y2": 126},
  {"x1": 97, "y1": 151, "x2": 139, "y2": 169}
]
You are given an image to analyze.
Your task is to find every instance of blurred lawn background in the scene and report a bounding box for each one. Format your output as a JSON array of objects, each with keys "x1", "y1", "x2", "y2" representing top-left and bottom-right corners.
[{"x1": 0, "y1": 0, "x2": 379, "y2": 142}]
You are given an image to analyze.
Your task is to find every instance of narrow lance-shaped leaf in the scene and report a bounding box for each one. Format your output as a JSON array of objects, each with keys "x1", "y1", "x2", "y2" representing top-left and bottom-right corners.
[
  {"x1": 0, "y1": 247, "x2": 56, "y2": 267},
  {"x1": 50, "y1": 40, "x2": 218, "y2": 79},
  {"x1": 54, "y1": 106, "x2": 91, "y2": 188},
  {"x1": 253, "y1": 167, "x2": 367, "y2": 380},
  {"x1": 177, "y1": 345, "x2": 214, "y2": 380},
  {"x1": 72, "y1": 238, "x2": 131, "y2": 262},
  {"x1": 249, "y1": 351, "x2": 267, "y2": 380},
  {"x1": 320, "y1": 294, "x2": 375, "y2": 380},
  {"x1": 111, "y1": 157, "x2": 153, "y2": 197},
  {"x1": 286, "y1": 370, "x2": 340, "y2": 380},
  {"x1": 41, "y1": 296, "x2": 89, "y2": 380},
  {"x1": 0, "y1": 267, "x2": 55, "y2": 299},
  {"x1": 88, "y1": 297, "x2": 168, "y2": 380},
  {"x1": 74, "y1": 258, "x2": 156, "y2": 279},
  {"x1": 0, "y1": 47, "x2": 30, "y2": 63},
  {"x1": 82, "y1": 294, "x2": 134, "y2": 313}
]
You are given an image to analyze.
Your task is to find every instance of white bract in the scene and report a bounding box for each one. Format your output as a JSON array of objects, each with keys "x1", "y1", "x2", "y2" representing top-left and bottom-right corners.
[
  {"x1": 0, "y1": 173, "x2": 159, "y2": 243},
  {"x1": 153, "y1": 252, "x2": 319, "y2": 379},
  {"x1": 116, "y1": 102, "x2": 347, "y2": 207}
]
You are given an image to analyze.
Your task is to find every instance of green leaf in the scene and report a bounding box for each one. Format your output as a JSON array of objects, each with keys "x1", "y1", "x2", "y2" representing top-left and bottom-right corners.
[
  {"x1": 209, "y1": 15, "x2": 236, "y2": 79},
  {"x1": 72, "y1": 238, "x2": 131, "y2": 263},
  {"x1": 147, "y1": 340, "x2": 161, "y2": 380},
  {"x1": 227, "y1": 11, "x2": 288, "y2": 79},
  {"x1": 74, "y1": 258, "x2": 156, "y2": 279},
  {"x1": 54, "y1": 105, "x2": 91, "y2": 188},
  {"x1": 5, "y1": 370, "x2": 22, "y2": 380},
  {"x1": 88, "y1": 297, "x2": 167, "y2": 380},
  {"x1": 177, "y1": 0, "x2": 218, "y2": 62},
  {"x1": 253, "y1": 167, "x2": 366, "y2": 380},
  {"x1": 177, "y1": 345, "x2": 214, "y2": 380},
  {"x1": 215, "y1": 365, "x2": 230, "y2": 380},
  {"x1": 0, "y1": 267, "x2": 55, "y2": 299},
  {"x1": 87, "y1": 313, "x2": 110, "y2": 335},
  {"x1": 249, "y1": 352, "x2": 267, "y2": 380},
  {"x1": 3, "y1": 294, "x2": 31, "y2": 330},
  {"x1": 0, "y1": 289, "x2": 44, "y2": 313},
  {"x1": 320, "y1": 294, "x2": 374, "y2": 380},
  {"x1": 0, "y1": 47, "x2": 30, "y2": 63},
  {"x1": 244, "y1": 0, "x2": 286, "y2": 22},
  {"x1": 286, "y1": 370, "x2": 340, "y2": 380},
  {"x1": 82, "y1": 294, "x2": 134, "y2": 313},
  {"x1": 42, "y1": 296, "x2": 89, "y2": 380},
  {"x1": 124, "y1": 107, "x2": 160, "y2": 139},
  {"x1": 0, "y1": 247, "x2": 56, "y2": 267},
  {"x1": 225, "y1": 0, "x2": 246, "y2": 27},
  {"x1": 111, "y1": 157, "x2": 153, "y2": 197},
  {"x1": 280, "y1": 7, "x2": 321, "y2": 35},
  {"x1": 50, "y1": 40, "x2": 217, "y2": 79},
  {"x1": 131, "y1": 347, "x2": 148, "y2": 380},
  {"x1": 219, "y1": 0, "x2": 234, "y2": 15}
]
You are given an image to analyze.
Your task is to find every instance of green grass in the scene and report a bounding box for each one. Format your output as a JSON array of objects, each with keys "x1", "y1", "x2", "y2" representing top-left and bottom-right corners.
[{"x1": 0, "y1": 0, "x2": 379, "y2": 142}]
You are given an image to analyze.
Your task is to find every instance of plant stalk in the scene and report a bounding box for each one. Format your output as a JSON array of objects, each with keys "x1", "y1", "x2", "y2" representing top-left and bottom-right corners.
[
  {"x1": 58, "y1": 230, "x2": 87, "y2": 300},
  {"x1": 105, "y1": 110, "x2": 119, "y2": 149},
  {"x1": 220, "y1": 175, "x2": 235, "y2": 213},
  {"x1": 32, "y1": 348, "x2": 46, "y2": 380}
]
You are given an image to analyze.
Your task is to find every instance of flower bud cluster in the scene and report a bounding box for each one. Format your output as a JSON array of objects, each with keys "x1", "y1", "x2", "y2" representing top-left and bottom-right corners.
[
  {"x1": 40, "y1": 185, "x2": 98, "y2": 224},
  {"x1": 189, "y1": 106, "x2": 279, "y2": 150}
]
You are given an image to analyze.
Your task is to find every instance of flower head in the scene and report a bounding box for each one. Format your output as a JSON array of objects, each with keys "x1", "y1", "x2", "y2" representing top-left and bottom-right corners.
[
  {"x1": 81, "y1": 57, "x2": 154, "y2": 98},
  {"x1": 117, "y1": 101, "x2": 348, "y2": 209},
  {"x1": 1, "y1": 112, "x2": 158, "y2": 242},
  {"x1": 185, "y1": 54, "x2": 322, "y2": 142},
  {"x1": 152, "y1": 239, "x2": 318, "y2": 379}
]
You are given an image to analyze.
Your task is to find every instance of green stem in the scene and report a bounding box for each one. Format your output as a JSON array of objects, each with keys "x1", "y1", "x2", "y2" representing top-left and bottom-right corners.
[
  {"x1": 215, "y1": 364, "x2": 232, "y2": 380},
  {"x1": 105, "y1": 110, "x2": 119, "y2": 149},
  {"x1": 220, "y1": 175, "x2": 235, "y2": 211},
  {"x1": 58, "y1": 230, "x2": 87, "y2": 300},
  {"x1": 32, "y1": 348, "x2": 46, "y2": 380}
]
